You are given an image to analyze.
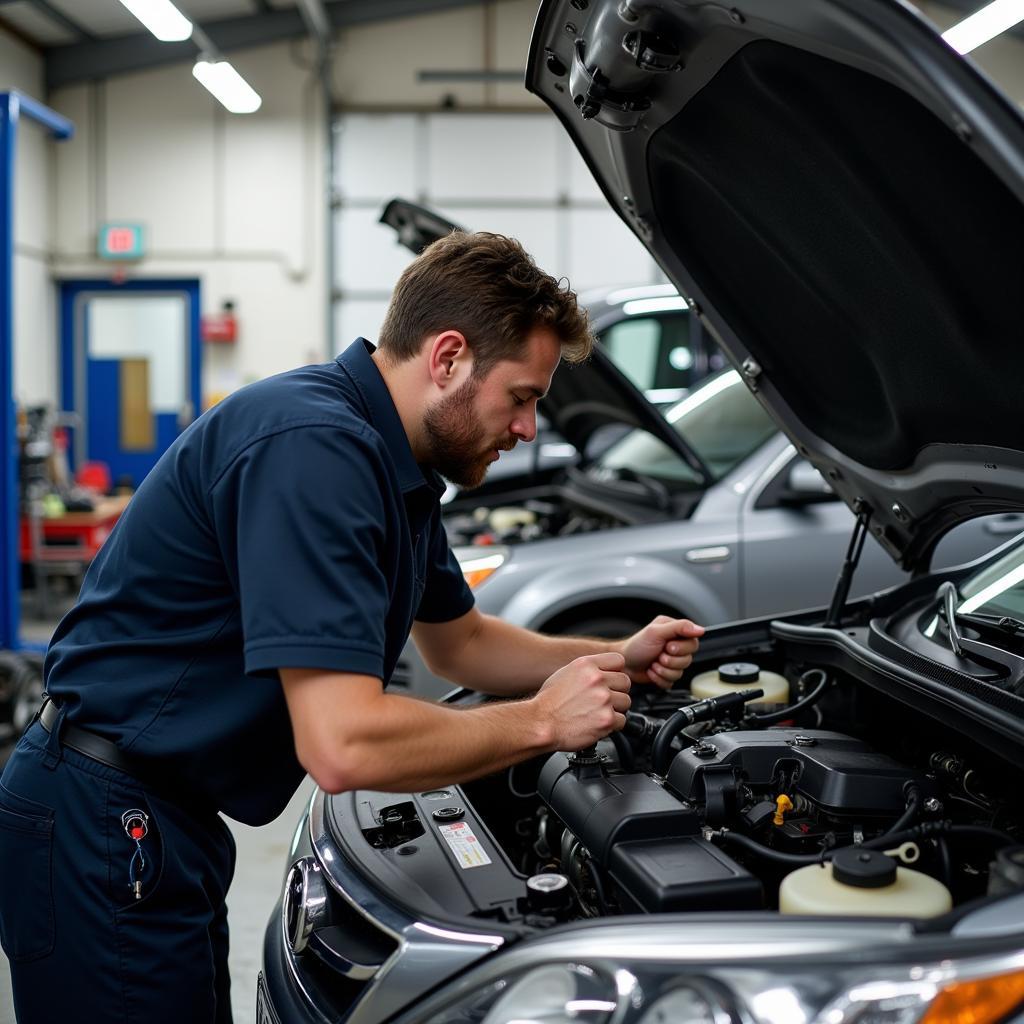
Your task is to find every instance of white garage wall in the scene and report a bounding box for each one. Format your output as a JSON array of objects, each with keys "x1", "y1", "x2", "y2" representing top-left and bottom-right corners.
[
  {"x1": 48, "y1": 39, "x2": 327, "y2": 404},
  {"x1": 0, "y1": 26, "x2": 57, "y2": 407},
  {"x1": 332, "y1": 1, "x2": 543, "y2": 111}
]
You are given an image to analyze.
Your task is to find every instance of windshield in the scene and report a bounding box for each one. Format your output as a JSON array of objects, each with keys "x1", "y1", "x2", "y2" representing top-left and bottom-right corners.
[
  {"x1": 949, "y1": 543, "x2": 1024, "y2": 621},
  {"x1": 596, "y1": 370, "x2": 777, "y2": 485}
]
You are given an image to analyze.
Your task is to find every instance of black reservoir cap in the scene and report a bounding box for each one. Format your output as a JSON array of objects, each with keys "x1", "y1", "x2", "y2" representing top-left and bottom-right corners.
[
  {"x1": 831, "y1": 848, "x2": 897, "y2": 889},
  {"x1": 718, "y1": 662, "x2": 760, "y2": 683}
]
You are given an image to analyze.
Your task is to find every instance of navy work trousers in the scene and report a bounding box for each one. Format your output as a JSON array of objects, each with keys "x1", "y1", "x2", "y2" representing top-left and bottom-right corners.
[{"x1": 0, "y1": 720, "x2": 236, "y2": 1022}]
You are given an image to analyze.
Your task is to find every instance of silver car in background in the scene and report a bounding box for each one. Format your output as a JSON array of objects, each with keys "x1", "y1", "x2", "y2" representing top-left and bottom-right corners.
[{"x1": 397, "y1": 369, "x2": 1017, "y2": 697}]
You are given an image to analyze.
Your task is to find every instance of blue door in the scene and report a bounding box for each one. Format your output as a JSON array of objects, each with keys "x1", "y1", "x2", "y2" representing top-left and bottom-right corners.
[{"x1": 60, "y1": 280, "x2": 201, "y2": 488}]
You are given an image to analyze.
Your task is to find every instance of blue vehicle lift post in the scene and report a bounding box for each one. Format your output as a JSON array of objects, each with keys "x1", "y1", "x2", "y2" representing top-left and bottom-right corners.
[{"x1": 1, "y1": 91, "x2": 74, "y2": 650}]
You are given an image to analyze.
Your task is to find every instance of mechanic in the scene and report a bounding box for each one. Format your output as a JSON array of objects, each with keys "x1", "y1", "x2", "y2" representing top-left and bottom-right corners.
[{"x1": 0, "y1": 231, "x2": 704, "y2": 1023}]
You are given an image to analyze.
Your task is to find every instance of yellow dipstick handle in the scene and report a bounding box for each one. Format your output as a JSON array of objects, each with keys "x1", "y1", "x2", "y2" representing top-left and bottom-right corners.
[{"x1": 773, "y1": 794, "x2": 793, "y2": 826}]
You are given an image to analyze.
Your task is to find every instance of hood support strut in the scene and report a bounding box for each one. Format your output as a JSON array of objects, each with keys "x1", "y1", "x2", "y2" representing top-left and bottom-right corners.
[{"x1": 825, "y1": 500, "x2": 873, "y2": 629}]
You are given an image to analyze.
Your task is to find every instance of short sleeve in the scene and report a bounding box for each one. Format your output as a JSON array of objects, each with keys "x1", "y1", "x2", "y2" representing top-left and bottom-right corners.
[
  {"x1": 415, "y1": 505, "x2": 475, "y2": 623},
  {"x1": 210, "y1": 424, "x2": 394, "y2": 679}
]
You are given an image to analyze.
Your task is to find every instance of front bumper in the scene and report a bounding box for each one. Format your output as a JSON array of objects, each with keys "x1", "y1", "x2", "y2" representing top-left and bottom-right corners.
[{"x1": 260, "y1": 788, "x2": 512, "y2": 1024}]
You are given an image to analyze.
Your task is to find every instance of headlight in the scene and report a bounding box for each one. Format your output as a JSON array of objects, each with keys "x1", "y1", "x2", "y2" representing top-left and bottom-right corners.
[
  {"x1": 455, "y1": 546, "x2": 509, "y2": 590},
  {"x1": 432, "y1": 964, "x2": 617, "y2": 1024},
  {"x1": 394, "y1": 924, "x2": 1024, "y2": 1024}
]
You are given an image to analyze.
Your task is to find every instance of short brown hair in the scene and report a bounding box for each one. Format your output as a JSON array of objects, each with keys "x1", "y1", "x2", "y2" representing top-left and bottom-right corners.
[{"x1": 377, "y1": 231, "x2": 593, "y2": 376}]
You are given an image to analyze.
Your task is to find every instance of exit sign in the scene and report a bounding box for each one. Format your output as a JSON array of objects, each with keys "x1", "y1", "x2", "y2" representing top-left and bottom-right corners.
[{"x1": 98, "y1": 223, "x2": 145, "y2": 260}]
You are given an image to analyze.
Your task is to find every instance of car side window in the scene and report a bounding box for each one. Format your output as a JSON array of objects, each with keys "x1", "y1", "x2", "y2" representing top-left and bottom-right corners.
[
  {"x1": 600, "y1": 313, "x2": 694, "y2": 395},
  {"x1": 754, "y1": 455, "x2": 839, "y2": 510}
]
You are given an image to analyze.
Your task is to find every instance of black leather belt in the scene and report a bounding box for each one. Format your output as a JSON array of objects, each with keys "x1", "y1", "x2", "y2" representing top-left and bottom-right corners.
[{"x1": 39, "y1": 697, "x2": 145, "y2": 779}]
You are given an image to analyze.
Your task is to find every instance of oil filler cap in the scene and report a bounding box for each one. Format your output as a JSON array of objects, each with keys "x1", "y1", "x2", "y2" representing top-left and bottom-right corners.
[
  {"x1": 832, "y1": 848, "x2": 897, "y2": 889},
  {"x1": 718, "y1": 662, "x2": 760, "y2": 684},
  {"x1": 526, "y1": 873, "x2": 572, "y2": 916},
  {"x1": 432, "y1": 805, "x2": 465, "y2": 822}
]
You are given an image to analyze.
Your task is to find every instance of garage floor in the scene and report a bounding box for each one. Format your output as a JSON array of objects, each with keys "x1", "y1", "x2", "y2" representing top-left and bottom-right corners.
[{"x1": 2, "y1": 598, "x2": 317, "y2": 1023}]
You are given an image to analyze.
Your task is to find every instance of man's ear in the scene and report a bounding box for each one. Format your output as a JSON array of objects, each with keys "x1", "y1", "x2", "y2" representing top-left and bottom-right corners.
[{"x1": 427, "y1": 330, "x2": 472, "y2": 389}]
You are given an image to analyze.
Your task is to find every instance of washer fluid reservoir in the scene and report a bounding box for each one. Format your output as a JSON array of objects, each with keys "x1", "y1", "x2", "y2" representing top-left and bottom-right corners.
[
  {"x1": 780, "y1": 848, "x2": 952, "y2": 918},
  {"x1": 690, "y1": 662, "x2": 788, "y2": 704}
]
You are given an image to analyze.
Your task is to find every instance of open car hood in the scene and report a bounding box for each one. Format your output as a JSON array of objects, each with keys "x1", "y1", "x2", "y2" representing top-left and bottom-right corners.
[
  {"x1": 379, "y1": 197, "x2": 709, "y2": 476},
  {"x1": 526, "y1": 0, "x2": 1024, "y2": 572},
  {"x1": 379, "y1": 199, "x2": 460, "y2": 254},
  {"x1": 541, "y1": 344, "x2": 711, "y2": 479}
]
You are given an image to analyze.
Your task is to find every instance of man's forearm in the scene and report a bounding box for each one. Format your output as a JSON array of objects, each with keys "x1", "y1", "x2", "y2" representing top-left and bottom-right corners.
[
  {"x1": 443, "y1": 613, "x2": 620, "y2": 695},
  {"x1": 325, "y1": 690, "x2": 554, "y2": 792},
  {"x1": 281, "y1": 660, "x2": 630, "y2": 795}
]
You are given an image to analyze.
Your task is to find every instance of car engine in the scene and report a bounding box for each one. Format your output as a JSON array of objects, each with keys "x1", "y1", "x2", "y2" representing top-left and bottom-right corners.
[
  {"x1": 401, "y1": 660, "x2": 1024, "y2": 926},
  {"x1": 445, "y1": 499, "x2": 620, "y2": 547}
]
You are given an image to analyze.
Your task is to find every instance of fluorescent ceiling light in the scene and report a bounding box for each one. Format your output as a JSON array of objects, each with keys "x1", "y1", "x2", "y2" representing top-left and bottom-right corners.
[
  {"x1": 192, "y1": 61, "x2": 262, "y2": 114},
  {"x1": 942, "y1": 0, "x2": 1024, "y2": 54},
  {"x1": 118, "y1": 0, "x2": 192, "y2": 42}
]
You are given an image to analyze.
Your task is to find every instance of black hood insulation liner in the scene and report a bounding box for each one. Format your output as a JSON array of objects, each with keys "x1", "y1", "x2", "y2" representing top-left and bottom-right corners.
[{"x1": 649, "y1": 40, "x2": 1024, "y2": 473}]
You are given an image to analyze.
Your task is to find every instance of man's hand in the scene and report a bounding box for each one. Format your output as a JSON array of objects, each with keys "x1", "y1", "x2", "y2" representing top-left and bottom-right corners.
[
  {"x1": 621, "y1": 615, "x2": 705, "y2": 689},
  {"x1": 533, "y1": 652, "x2": 631, "y2": 749}
]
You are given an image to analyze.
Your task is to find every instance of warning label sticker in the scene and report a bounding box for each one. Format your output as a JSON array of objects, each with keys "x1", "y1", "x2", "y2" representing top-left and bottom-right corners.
[{"x1": 438, "y1": 821, "x2": 492, "y2": 869}]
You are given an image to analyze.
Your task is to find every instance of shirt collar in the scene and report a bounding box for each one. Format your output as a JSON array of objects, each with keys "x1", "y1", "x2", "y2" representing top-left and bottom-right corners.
[{"x1": 336, "y1": 338, "x2": 445, "y2": 497}]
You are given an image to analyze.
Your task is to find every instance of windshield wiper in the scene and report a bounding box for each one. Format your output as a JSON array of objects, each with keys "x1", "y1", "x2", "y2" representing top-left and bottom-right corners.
[
  {"x1": 939, "y1": 580, "x2": 965, "y2": 656},
  {"x1": 958, "y1": 612, "x2": 1024, "y2": 636},
  {"x1": 938, "y1": 583, "x2": 1024, "y2": 649},
  {"x1": 936, "y1": 580, "x2": 1024, "y2": 693}
]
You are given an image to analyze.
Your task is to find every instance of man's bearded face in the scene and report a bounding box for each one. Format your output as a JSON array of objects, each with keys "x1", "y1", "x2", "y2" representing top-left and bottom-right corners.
[{"x1": 423, "y1": 375, "x2": 517, "y2": 488}]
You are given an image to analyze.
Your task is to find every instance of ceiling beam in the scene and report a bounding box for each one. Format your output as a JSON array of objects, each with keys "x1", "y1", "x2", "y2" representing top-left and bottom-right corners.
[
  {"x1": 44, "y1": 0, "x2": 489, "y2": 90},
  {"x1": 30, "y1": 0, "x2": 97, "y2": 41}
]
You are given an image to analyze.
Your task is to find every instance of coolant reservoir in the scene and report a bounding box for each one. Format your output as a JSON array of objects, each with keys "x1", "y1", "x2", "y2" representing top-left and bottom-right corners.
[
  {"x1": 690, "y1": 662, "x2": 789, "y2": 704},
  {"x1": 780, "y1": 848, "x2": 952, "y2": 918},
  {"x1": 488, "y1": 507, "x2": 537, "y2": 533}
]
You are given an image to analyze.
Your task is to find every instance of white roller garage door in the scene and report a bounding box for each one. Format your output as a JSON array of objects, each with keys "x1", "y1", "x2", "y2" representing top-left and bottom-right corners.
[{"x1": 332, "y1": 110, "x2": 663, "y2": 347}]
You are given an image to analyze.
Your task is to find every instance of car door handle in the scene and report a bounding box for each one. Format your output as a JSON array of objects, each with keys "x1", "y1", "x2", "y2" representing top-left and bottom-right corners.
[
  {"x1": 685, "y1": 546, "x2": 732, "y2": 563},
  {"x1": 984, "y1": 514, "x2": 1024, "y2": 536}
]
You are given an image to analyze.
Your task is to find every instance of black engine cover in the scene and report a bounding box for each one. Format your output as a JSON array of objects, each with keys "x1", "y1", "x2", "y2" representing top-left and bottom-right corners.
[
  {"x1": 538, "y1": 752, "x2": 701, "y2": 862},
  {"x1": 665, "y1": 729, "x2": 928, "y2": 814},
  {"x1": 538, "y1": 753, "x2": 762, "y2": 913}
]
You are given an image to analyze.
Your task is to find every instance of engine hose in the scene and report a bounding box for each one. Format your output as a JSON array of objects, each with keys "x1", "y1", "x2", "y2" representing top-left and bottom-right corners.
[
  {"x1": 750, "y1": 668, "x2": 830, "y2": 725},
  {"x1": 714, "y1": 821, "x2": 1017, "y2": 868},
  {"x1": 586, "y1": 858, "x2": 611, "y2": 915},
  {"x1": 651, "y1": 708, "x2": 696, "y2": 777},
  {"x1": 713, "y1": 830, "x2": 832, "y2": 867},
  {"x1": 862, "y1": 822, "x2": 1016, "y2": 852},
  {"x1": 610, "y1": 729, "x2": 635, "y2": 772},
  {"x1": 883, "y1": 787, "x2": 923, "y2": 838},
  {"x1": 938, "y1": 837, "x2": 953, "y2": 889}
]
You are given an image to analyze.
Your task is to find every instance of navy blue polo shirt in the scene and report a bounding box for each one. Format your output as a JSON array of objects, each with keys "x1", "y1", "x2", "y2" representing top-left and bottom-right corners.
[{"x1": 44, "y1": 339, "x2": 474, "y2": 825}]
